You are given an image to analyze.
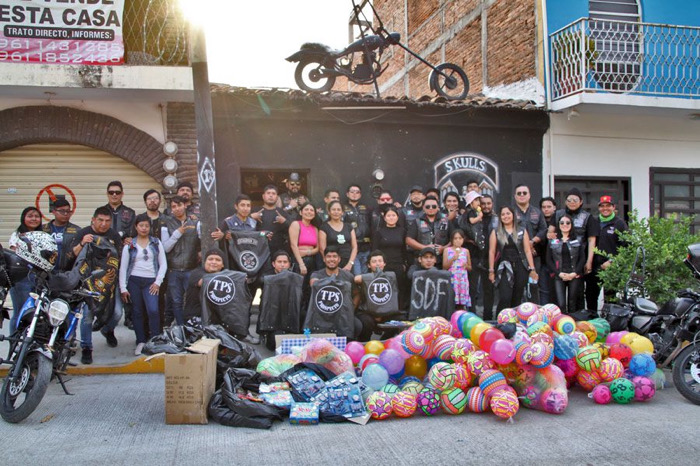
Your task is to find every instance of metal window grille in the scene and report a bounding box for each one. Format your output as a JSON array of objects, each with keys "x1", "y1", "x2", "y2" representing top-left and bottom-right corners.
[
  {"x1": 123, "y1": 0, "x2": 189, "y2": 66},
  {"x1": 650, "y1": 168, "x2": 700, "y2": 234}
]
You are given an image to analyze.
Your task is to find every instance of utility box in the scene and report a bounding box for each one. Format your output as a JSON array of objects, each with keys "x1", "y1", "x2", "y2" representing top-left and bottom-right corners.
[{"x1": 163, "y1": 338, "x2": 220, "y2": 425}]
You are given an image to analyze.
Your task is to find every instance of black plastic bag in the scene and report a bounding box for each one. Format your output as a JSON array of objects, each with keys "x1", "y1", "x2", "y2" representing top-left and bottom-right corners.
[
  {"x1": 142, "y1": 322, "x2": 205, "y2": 355},
  {"x1": 203, "y1": 324, "x2": 262, "y2": 369}
]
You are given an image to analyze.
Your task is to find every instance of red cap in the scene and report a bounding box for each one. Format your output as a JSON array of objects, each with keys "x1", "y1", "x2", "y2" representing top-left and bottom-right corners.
[{"x1": 598, "y1": 195, "x2": 614, "y2": 206}]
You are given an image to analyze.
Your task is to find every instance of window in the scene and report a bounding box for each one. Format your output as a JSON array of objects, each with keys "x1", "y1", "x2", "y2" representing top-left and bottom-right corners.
[
  {"x1": 554, "y1": 176, "x2": 631, "y2": 222},
  {"x1": 650, "y1": 168, "x2": 700, "y2": 233},
  {"x1": 589, "y1": 0, "x2": 641, "y2": 92}
]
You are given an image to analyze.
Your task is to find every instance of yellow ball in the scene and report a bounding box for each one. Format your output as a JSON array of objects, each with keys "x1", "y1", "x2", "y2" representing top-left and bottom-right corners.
[
  {"x1": 628, "y1": 336, "x2": 654, "y2": 355},
  {"x1": 620, "y1": 332, "x2": 640, "y2": 347},
  {"x1": 469, "y1": 322, "x2": 492, "y2": 346},
  {"x1": 364, "y1": 340, "x2": 385, "y2": 355}
]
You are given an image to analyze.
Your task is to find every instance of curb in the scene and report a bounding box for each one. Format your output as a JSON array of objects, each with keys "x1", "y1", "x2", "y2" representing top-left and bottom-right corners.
[{"x1": 0, "y1": 357, "x2": 164, "y2": 377}]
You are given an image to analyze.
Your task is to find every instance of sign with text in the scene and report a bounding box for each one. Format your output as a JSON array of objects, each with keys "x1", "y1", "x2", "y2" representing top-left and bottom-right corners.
[
  {"x1": 434, "y1": 152, "x2": 500, "y2": 202},
  {"x1": 0, "y1": 0, "x2": 125, "y2": 65}
]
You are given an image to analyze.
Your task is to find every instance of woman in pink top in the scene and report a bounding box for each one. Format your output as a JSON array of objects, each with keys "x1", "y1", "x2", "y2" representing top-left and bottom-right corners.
[{"x1": 289, "y1": 202, "x2": 319, "y2": 314}]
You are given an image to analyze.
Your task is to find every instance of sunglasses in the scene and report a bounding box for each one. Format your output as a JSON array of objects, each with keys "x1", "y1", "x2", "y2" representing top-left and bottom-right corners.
[
  {"x1": 143, "y1": 248, "x2": 149, "y2": 261},
  {"x1": 516, "y1": 191, "x2": 529, "y2": 196},
  {"x1": 348, "y1": 190, "x2": 361, "y2": 194},
  {"x1": 559, "y1": 221, "x2": 571, "y2": 225},
  {"x1": 288, "y1": 182, "x2": 301, "y2": 186},
  {"x1": 379, "y1": 197, "x2": 392, "y2": 202},
  {"x1": 108, "y1": 190, "x2": 122, "y2": 195},
  {"x1": 566, "y1": 197, "x2": 580, "y2": 203},
  {"x1": 54, "y1": 209, "x2": 71, "y2": 215},
  {"x1": 424, "y1": 205, "x2": 439, "y2": 209}
]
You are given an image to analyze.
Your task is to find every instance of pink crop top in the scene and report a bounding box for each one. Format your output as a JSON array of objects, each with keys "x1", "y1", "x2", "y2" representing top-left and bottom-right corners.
[{"x1": 298, "y1": 222, "x2": 318, "y2": 247}]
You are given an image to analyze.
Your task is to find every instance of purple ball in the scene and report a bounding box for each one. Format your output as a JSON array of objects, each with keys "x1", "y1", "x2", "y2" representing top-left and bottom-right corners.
[{"x1": 379, "y1": 348, "x2": 405, "y2": 375}]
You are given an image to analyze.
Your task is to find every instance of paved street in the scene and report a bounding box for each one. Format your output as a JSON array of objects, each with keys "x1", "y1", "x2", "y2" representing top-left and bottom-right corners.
[{"x1": 0, "y1": 370, "x2": 696, "y2": 466}]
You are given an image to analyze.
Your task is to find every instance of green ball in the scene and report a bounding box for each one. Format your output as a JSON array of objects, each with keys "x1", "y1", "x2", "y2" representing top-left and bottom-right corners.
[
  {"x1": 589, "y1": 318, "x2": 611, "y2": 343},
  {"x1": 610, "y1": 378, "x2": 635, "y2": 404},
  {"x1": 381, "y1": 383, "x2": 400, "y2": 396},
  {"x1": 461, "y1": 316, "x2": 484, "y2": 339}
]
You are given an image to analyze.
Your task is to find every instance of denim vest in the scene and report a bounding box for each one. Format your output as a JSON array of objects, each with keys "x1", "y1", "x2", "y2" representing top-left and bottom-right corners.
[{"x1": 126, "y1": 237, "x2": 161, "y2": 279}]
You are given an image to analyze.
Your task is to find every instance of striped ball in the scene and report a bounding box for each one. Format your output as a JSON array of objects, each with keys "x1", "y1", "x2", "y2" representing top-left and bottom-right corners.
[
  {"x1": 391, "y1": 391, "x2": 418, "y2": 417},
  {"x1": 466, "y1": 350, "x2": 494, "y2": 377},
  {"x1": 451, "y1": 339, "x2": 476, "y2": 364},
  {"x1": 497, "y1": 308, "x2": 518, "y2": 324},
  {"x1": 553, "y1": 334, "x2": 579, "y2": 361},
  {"x1": 516, "y1": 302, "x2": 539, "y2": 323},
  {"x1": 439, "y1": 387, "x2": 467, "y2": 415},
  {"x1": 553, "y1": 315, "x2": 576, "y2": 335},
  {"x1": 411, "y1": 321, "x2": 435, "y2": 344},
  {"x1": 530, "y1": 341, "x2": 554, "y2": 368},
  {"x1": 466, "y1": 387, "x2": 489, "y2": 413},
  {"x1": 401, "y1": 381, "x2": 424, "y2": 395},
  {"x1": 540, "y1": 303, "x2": 562, "y2": 320},
  {"x1": 433, "y1": 335, "x2": 457, "y2": 361},
  {"x1": 597, "y1": 357, "x2": 624, "y2": 382},
  {"x1": 490, "y1": 388, "x2": 519, "y2": 420},
  {"x1": 431, "y1": 317, "x2": 452, "y2": 338},
  {"x1": 380, "y1": 383, "x2": 400, "y2": 397},
  {"x1": 514, "y1": 341, "x2": 534, "y2": 365},
  {"x1": 576, "y1": 346, "x2": 602, "y2": 372},
  {"x1": 528, "y1": 322, "x2": 553, "y2": 338},
  {"x1": 428, "y1": 362, "x2": 457, "y2": 391},
  {"x1": 478, "y1": 369, "x2": 508, "y2": 398},
  {"x1": 453, "y1": 363, "x2": 471, "y2": 390},
  {"x1": 576, "y1": 321, "x2": 598, "y2": 344},
  {"x1": 401, "y1": 331, "x2": 426, "y2": 356},
  {"x1": 576, "y1": 369, "x2": 602, "y2": 392}
]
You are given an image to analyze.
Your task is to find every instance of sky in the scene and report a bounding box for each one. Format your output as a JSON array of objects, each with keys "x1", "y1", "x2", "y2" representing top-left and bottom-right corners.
[{"x1": 180, "y1": 1, "x2": 355, "y2": 89}]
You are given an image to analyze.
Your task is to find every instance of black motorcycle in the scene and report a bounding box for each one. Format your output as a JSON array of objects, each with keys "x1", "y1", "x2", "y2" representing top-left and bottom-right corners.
[
  {"x1": 0, "y1": 250, "x2": 101, "y2": 423},
  {"x1": 287, "y1": 0, "x2": 469, "y2": 100},
  {"x1": 600, "y1": 244, "x2": 700, "y2": 404}
]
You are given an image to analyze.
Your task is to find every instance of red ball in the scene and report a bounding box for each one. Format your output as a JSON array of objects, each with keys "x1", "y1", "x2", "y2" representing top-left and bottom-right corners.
[
  {"x1": 609, "y1": 343, "x2": 634, "y2": 367},
  {"x1": 478, "y1": 327, "x2": 505, "y2": 353}
]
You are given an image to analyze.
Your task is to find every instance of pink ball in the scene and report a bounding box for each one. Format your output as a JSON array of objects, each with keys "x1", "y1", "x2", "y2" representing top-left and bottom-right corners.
[
  {"x1": 605, "y1": 330, "x2": 629, "y2": 346},
  {"x1": 555, "y1": 358, "x2": 580, "y2": 378},
  {"x1": 516, "y1": 302, "x2": 539, "y2": 322},
  {"x1": 591, "y1": 384, "x2": 612, "y2": 404},
  {"x1": 489, "y1": 339, "x2": 516, "y2": 365},
  {"x1": 385, "y1": 337, "x2": 411, "y2": 360},
  {"x1": 540, "y1": 388, "x2": 568, "y2": 414},
  {"x1": 345, "y1": 341, "x2": 365, "y2": 365},
  {"x1": 450, "y1": 311, "x2": 467, "y2": 336}
]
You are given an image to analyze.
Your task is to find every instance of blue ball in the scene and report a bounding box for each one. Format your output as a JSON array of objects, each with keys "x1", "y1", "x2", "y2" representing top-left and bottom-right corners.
[
  {"x1": 362, "y1": 363, "x2": 389, "y2": 390},
  {"x1": 553, "y1": 334, "x2": 579, "y2": 360},
  {"x1": 628, "y1": 353, "x2": 657, "y2": 377},
  {"x1": 399, "y1": 375, "x2": 421, "y2": 387}
]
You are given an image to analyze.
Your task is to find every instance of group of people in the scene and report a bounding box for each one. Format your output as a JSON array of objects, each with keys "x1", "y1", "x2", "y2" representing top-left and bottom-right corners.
[{"x1": 4, "y1": 172, "x2": 628, "y2": 358}]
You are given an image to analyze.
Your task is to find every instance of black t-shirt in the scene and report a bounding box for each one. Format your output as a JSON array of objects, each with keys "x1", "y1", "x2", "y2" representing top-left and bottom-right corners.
[
  {"x1": 71, "y1": 226, "x2": 123, "y2": 255},
  {"x1": 259, "y1": 207, "x2": 290, "y2": 254},
  {"x1": 372, "y1": 225, "x2": 406, "y2": 268},
  {"x1": 320, "y1": 222, "x2": 353, "y2": 260},
  {"x1": 183, "y1": 268, "x2": 206, "y2": 321}
]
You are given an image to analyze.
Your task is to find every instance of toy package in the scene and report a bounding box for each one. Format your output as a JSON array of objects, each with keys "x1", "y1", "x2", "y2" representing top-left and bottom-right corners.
[
  {"x1": 286, "y1": 369, "x2": 326, "y2": 401},
  {"x1": 261, "y1": 391, "x2": 294, "y2": 408},
  {"x1": 290, "y1": 402, "x2": 319, "y2": 425}
]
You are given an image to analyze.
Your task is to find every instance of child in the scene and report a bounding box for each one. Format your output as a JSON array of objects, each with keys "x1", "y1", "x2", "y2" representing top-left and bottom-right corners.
[{"x1": 443, "y1": 229, "x2": 472, "y2": 310}]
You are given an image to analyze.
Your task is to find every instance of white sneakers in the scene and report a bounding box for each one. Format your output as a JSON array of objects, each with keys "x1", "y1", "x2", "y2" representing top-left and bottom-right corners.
[{"x1": 134, "y1": 343, "x2": 145, "y2": 356}]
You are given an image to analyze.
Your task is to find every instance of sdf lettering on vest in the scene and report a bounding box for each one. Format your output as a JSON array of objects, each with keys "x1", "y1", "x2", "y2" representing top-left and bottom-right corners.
[
  {"x1": 227, "y1": 230, "x2": 270, "y2": 277},
  {"x1": 304, "y1": 276, "x2": 354, "y2": 338},
  {"x1": 259, "y1": 270, "x2": 304, "y2": 334},
  {"x1": 409, "y1": 269, "x2": 455, "y2": 320},
  {"x1": 200, "y1": 270, "x2": 251, "y2": 337},
  {"x1": 360, "y1": 270, "x2": 399, "y2": 317}
]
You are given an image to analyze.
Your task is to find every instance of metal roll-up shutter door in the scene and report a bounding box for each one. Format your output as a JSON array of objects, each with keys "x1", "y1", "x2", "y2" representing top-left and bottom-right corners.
[{"x1": 0, "y1": 144, "x2": 161, "y2": 244}]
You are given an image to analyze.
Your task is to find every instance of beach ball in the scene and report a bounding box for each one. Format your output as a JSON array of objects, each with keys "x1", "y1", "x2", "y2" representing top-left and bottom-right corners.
[
  {"x1": 570, "y1": 331, "x2": 589, "y2": 348},
  {"x1": 489, "y1": 388, "x2": 519, "y2": 420},
  {"x1": 628, "y1": 336, "x2": 654, "y2": 355},
  {"x1": 498, "y1": 308, "x2": 518, "y2": 324},
  {"x1": 411, "y1": 321, "x2": 435, "y2": 344},
  {"x1": 433, "y1": 335, "x2": 457, "y2": 361},
  {"x1": 416, "y1": 387, "x2": 441, "y2": 416},
  {"x1": 606, "y1": 331, "x2": 628, "y2": 346},
  {"x1": 401, "y1": 381, "x2": 424, "y2": 396},
  {"x1": 381, "y1": 383, "x2": 399, "y2": 397},
  {"x1": 450, "y1": 311, "x2": 467, "y2": 335},
  {"x1": 462, "y1": 316, "x2": 485, "y2": 341},
  {"x1": 608, "y1": 343, "x2": 633, "y2": 367},
  {"x1": 469, "y1": 322, "x2": 491, "y2": 346},
  {"x1": 364, "y1": 340, "x2": 385, "y2": 355},
  {"x1": 479, "y1": 327, "x2": 505, "y2": 353},
  {"x1": 541, "y1": 303, "x2": 562, "y2": 320},
  {"x1": 478, "y1": 369, "x2": 507, "y2": 398},
  {"x1": 359, "y1": 353, "x2": 379, "y2": 371},
  {"x1": 362, "y1": 363, "x2": 390, "y2": 390},
  {"x1": 628, "y1": 353, "x2": 656, "y2": 377},
  {"x1": 366, "y1": 391, "x2": 393, "y2": 420},
  {"x1": 345, "y1": 341, "x2": 365, "y2": 365},
  {"x1": 576, "y1": 321, "x2": 598, "y2": 344},
  {"x1": 428, "y1": 362, "x2": 457, "y2": 391},
  {"x1": 555, "y1": 358, "x2": 579, "y2": 378},
  {"x1": 553, "y1": 334, "x2": 579, "y2": 361},
  {"x1": 514, "y1": 341, "x2": 534, "y2": 365},
  {"x1": 576, "y1": 370, "x2": 602, "y2": 392},
  {"x1": 597, "y1": 357, "x2": 624, "y2": 382},
  {"x1": 553, "y1": 314, "x2": 576, "y2": 335},
  {"x1": 466, "y1": 350, "x2": 494, "y2": 377},
  {"x1": 489, "y1": 339, "x2": 516, "y2": 365},
  {"x1": 590, "y1": 384, "x2": 612, "y2": 404},
  {"x1": 589, "y1": 318, "x2": 611, "y2": 342},
  {"x1": 391, "y1": 391, "x2": 418, "y2": 417},
  {"x1": 540, "y1": 388, "x2": 568, "y2": 414},
  {"x1": 440, "y1": 387, "x2": 468, "y2": 415},
  {"x1": 453, "y1": 363, "x2": 471, "y2": 390},
  {"x1": 530, "y1": 341, "x2": 554, "y2": 368},
  {"x1": 576, "y1": 346, "x2": 602, "y2": 372},
  {"x1": 632, "y1": 376, "x2": 656, "y2": 402},
  {"x1": 401, "y1": 331, "x2": 426, "y2": 356},
  {"x1": 516, "y1": 302, "x2": 539, "y2": 323},
  {"x1": 592, "y1": 342, "x2": 609, "y2": 360},
  {"x1": 403, "y1": 355, "x2": 428, "y2": 379},
  {"x1": 465, "y1": 387, "x2": 488, "y2": 413},
  {"x1": 609, "y1": 377, "x2": 635, "y2": 404}
]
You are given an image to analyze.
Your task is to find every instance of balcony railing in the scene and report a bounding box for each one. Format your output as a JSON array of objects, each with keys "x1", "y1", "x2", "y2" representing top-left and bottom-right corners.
[
  {"x1": 549, "y1": 18, "x2": 700, "y2": 101},
  {"x1": 123, "y1": 0, "x2": 189, "y2": 66}
]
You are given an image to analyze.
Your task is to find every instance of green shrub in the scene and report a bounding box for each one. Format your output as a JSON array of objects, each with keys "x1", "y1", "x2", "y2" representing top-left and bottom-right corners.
[{"x1": 597, "y1": 211, "x2": 700, "y2": 305}]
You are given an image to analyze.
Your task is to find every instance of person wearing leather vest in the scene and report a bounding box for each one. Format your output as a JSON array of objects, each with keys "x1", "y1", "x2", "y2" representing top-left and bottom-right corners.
[
  {"x1": 406, "y1": 199, "x2": 450, "y2": 263},
  {"x1": 344, "y1": 184, "x2": 372, "y2": 275},
  {"x1": 43, "y1": 198, "x2": 80, "y2": 272},
  {"x1": 546, "y1": 213, "x2": 586, "y2": 312},
  {"x1": 488, "y1": 206, "x2": 538, "y2": 311},
  {"x1": 402, "y1": 185, "x2": 425, "y2": 226},
  {"x1": 161, "y1": 195, "x2": 201, "y2": 326},
  {"x1": 458, "y1": 191, "x2": 486, "y2": 313}
]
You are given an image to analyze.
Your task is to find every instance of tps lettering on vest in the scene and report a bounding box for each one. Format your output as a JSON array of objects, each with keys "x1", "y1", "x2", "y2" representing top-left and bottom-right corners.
[
  {"x1": 206, "y1": 275, "x2": 235, "y2": 305},
  {"x1": 316, "y1": 286, "x2": 343, "y2": 313},
  {"x1": 411, "y1": 276, "x2": 450, "y2": 312},
  {"x1": 239, "y1": 251, "x2": 259, "y2": 272},
  {"x1": 368, "y1": 277, "x2": 392, "y2": 305}
]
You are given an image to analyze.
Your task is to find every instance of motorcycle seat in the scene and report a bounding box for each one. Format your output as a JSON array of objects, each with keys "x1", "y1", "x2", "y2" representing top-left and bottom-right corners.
[
  {"x1": 634, "y1": 297, "x2": 659, "y2": 315},
  {"x1": 300, "y1": 42, "x2": 344, "y2": 57}
]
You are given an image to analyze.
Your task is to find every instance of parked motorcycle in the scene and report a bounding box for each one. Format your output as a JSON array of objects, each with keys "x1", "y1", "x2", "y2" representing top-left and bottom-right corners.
[
  {"x1": 287, "y1": 0, "x2": 469, "y2": 100},
  {"x1": 0, "y1": 232, "x2": 101, "y2": 423},
  {"x1": 599, "y1": 244, "x2": 700, "y2": 404}
]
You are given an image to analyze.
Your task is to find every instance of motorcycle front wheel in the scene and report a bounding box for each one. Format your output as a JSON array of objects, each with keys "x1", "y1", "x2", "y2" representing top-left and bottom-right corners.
[
  {"x1": 294, "y1": 58, "x2": 336, "y2": 93},
  {"x1": 0, "y1": 351, "x2": 52, "y2": 423},
  {"x1": 430, "y1": 63, "x2": 469, "y2": 100},
  {"x1": 672, "y1": 343, "x2": 700, "y2": 405}
]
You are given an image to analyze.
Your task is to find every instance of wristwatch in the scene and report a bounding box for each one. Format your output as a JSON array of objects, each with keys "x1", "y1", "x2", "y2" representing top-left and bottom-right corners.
[
  {"x1": 527, "y1": 266, "x2": 534, "y2": 272},
  {"x1": 349, "y1": 260, "x2": 355, "y2": 265}
]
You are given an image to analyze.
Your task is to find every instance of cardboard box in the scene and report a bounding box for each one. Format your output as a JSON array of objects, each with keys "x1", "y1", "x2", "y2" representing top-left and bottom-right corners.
[{"x1": 163, "y1": 338, "x2": 220, "y2": 425}]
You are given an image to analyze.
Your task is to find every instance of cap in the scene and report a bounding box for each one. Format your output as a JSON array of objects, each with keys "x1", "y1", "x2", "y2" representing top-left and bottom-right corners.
[
  {"x1": 418, "y1": 247, "x2": 437, "y2": 257},
  {"x1": 598, "y1": 195, "x2": 615, "y2": 206},
  {"x1": 409, "y1": 185, "x2": 424, "y2": 194},
  {"x1": 288, "y1": 172, "x2": 301, "y2": 182},
  {"x1": 464, "y1": 191, "x2": 482, "y2": 206},
  {"x1": 566, "y1": 187, "x2": 583, "y2": 200},
  {"x1": 204, "y1": 248, "x2": 225, "y2": 262}
]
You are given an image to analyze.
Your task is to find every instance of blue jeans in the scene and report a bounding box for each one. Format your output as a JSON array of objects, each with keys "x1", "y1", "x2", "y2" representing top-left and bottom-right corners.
[
  {"x1": 166, "y1": 270, "x2": 191, "y2": 326},
  {"x1": 128, "y1": 276, "x2": 160, "y2": 344},
  {"x1": 80, "y1": 293, "x2": 122, "y2": 350},
  {"x1": 9, "y1": 273, "x2": 35, "y2": 334},
  {"x1": 353, "y1": 250, "x2": 370, "y2": 275}
]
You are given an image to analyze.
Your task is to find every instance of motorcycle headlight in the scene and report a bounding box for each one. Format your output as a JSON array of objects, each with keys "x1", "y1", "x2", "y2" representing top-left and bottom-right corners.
[{"x1": 47, "y1": 299, "x2": 70, "y2": 327}]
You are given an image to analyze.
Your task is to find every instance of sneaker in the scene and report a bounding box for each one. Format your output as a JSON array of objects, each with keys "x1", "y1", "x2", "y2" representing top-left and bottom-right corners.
[
  {"x1": 243, "y1": 334, "x2": 260, "y2": 345},
  {"x1": 124, "y1": 317, "x2": 134, "y2": 330},
  {"x1": 134, "y1": 343, "x2": 145, "y2": 356},
  {"x1": 81, "y1": 348, "x2": 93, "y2": 365},
  {"x1": 102, "y1": 330, "x2": 118, "y2": 348}
]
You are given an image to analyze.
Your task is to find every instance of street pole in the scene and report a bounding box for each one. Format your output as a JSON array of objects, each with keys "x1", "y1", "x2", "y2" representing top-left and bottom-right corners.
[{"x1": 189, "y1": 24, "x2": 219, "y2": 252}]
